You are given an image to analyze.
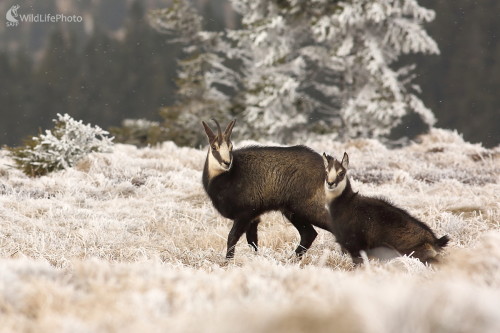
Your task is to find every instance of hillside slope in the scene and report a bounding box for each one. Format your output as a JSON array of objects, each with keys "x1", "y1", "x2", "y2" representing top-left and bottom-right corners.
[{"x1": 0, "y1": 129, "x2": 499, "y2": 332}]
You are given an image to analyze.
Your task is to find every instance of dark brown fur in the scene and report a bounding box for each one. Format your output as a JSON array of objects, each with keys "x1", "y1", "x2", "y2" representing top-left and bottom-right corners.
[
  {"x1": 202, "y1": 120, "x2": 333, "y2": 259},
  {"x1": 324, "y1": 153, "x2": 449, "y2": 264}
]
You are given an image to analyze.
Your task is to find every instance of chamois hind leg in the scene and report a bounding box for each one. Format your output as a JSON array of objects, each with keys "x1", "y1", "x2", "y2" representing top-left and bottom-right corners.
[
  {"x1": 226, "y1": 218, "x2": 251, "y2": 259},
  {"x1": 406, "y1": 243, "x2": 438, "y2": 264},
  {"x1": 245, "y1": 217, "x2": 261, "y2": 252},
  {"x1": 284, "y1": 211, "x2": 318, "y2": 257}
]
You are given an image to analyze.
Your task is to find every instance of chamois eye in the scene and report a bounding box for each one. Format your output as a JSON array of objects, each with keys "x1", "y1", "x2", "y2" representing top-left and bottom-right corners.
[
  {"x1": 211, "y1": 144, "x2": 217, "y2": 150},
  {"x1": 339, "y1": 171, "x2": 345, "y2": 177}
]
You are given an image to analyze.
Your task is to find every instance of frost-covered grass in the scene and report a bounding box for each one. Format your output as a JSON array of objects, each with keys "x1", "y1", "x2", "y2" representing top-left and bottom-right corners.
[{"x1": 0, "y1": 128, "x2": 499, "y2": 332}]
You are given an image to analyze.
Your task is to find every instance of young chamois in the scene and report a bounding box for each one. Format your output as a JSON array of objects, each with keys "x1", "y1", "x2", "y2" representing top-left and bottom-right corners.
[
  {"x1": 323, "y1": 152, "x2": 449, "y2": 264},
  {"x1": 202, "y1": 119, "x2": 332, "y2": 259}
]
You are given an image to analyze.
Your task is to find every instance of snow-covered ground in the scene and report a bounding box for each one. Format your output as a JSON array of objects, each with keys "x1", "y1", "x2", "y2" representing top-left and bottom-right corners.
[{"x1": 0, "y1": 128, "x2": 499, "y2": 332}]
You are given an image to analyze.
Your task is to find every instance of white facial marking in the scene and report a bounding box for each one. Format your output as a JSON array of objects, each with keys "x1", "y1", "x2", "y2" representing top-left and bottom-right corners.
[
  {"x1": 207, "y1": 141, "x2": 233, "y2": 179},
  {"x1": 325, "y1": 176, "x2": 346, "y2": 202},
  {"x1": 325, "y1": 167, "x2": 335, "y2": 184},
  {"x1": 218, "y1": 142, "x2": 232, "y2": 167}
]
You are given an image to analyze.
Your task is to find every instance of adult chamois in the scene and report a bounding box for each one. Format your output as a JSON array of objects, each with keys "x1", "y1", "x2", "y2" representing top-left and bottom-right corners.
[
  {"x1": 202, "y1": 119, "x2": 332, "y2": 259},
  {"x1": 323, "y1": 152, "x2": 449, "y2": 264}
]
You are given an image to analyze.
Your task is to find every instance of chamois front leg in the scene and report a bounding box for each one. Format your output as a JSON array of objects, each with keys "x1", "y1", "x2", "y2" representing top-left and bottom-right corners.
[
  {"x1": 226, "y1": 218, "x2": 251, "y2": 259},
  {"x1": 245, "y1": 217, "x2": 261, "y2": 252},
  {"x1": 344, "y1": 246, "x2": 363, "y2": 265},
  {"x1": 340, "y1": 238, "x2": 365, "y2": 265}
]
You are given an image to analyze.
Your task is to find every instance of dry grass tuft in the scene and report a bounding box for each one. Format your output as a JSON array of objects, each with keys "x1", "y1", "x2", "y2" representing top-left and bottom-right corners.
[{"x1": 0, "y1": 130, "x2": 499, "y2": 332}]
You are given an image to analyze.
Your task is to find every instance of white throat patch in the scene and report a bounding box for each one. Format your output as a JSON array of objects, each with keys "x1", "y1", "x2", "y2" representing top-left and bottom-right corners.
[{"x1": 325, "y1": 176, "x2": 347, "y2": 202}]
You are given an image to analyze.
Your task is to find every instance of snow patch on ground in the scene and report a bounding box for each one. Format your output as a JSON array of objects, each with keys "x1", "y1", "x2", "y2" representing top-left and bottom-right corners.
[{"x1": 0, "y1": 129, "x2": 499, "y2": 332}]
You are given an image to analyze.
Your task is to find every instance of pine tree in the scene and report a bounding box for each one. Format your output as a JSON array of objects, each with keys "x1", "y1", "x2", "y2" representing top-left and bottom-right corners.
[
  {"x1": 8, "y1": 113, "x2": 113, "y2": 177},
  {"x1": 227, "y1": 0, "x2": 439, "y2": 140},
  {"x1": 149, "y1": 0, "x2": 238, "y2": 146},
  {"x1": 153, "y1": 0, "x2": 439, "y2": 143}
]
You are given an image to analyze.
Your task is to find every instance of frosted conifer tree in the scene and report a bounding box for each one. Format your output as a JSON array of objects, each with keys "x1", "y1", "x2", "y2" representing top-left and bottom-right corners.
[
  {"x1": 8, "y1": 113, "x2": 113, "y2": 176},
  {"x1": 149, "y1": 0, "x2": 238, "y2": 146},
  {"x1": 228, "y1": 0, "x2": 439, "y2": 139},
  {"x1": 152, "y1": 0, "x2": 438, "y2": 142}
]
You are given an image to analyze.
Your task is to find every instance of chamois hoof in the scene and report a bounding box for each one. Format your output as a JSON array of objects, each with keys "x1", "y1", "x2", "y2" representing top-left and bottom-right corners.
[
  {"x1": 351, "y1": 256, "x2": 364, "y2": 265},
  {"x1": 248, "y1": 243, "x2": 258, "y2": 252},
  {"x1": 225, "y1": 251, "x2": 235, "y2": 261},
  {"x1": 287, "y1": 253, "x2": 303, "y2": 264}
]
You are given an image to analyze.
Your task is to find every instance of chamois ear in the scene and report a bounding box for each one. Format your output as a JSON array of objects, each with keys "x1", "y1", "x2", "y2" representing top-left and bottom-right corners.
[
  {"x1": 341, "y1": 152, "x2": 349, "y2": 169},
  {"x1": 322, "y1": 153, "x2": 329, "y2": 169},
  {"x1": 224, "y1": 119, "x2": 236, "y2": 140},
  {"x1": 202, "y1": 121, "x2": 216, "y2": 144}
]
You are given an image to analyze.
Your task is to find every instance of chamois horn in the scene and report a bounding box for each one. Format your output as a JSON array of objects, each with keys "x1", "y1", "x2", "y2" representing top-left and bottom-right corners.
[{"x1": 211, "y1": 118, "x2": 223, "y2": 143}]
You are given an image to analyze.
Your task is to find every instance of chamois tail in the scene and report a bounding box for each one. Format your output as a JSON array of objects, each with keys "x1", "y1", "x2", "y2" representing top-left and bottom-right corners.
[{"x1": 436, "y1": 235, "x2": 450, "y2": 248}]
